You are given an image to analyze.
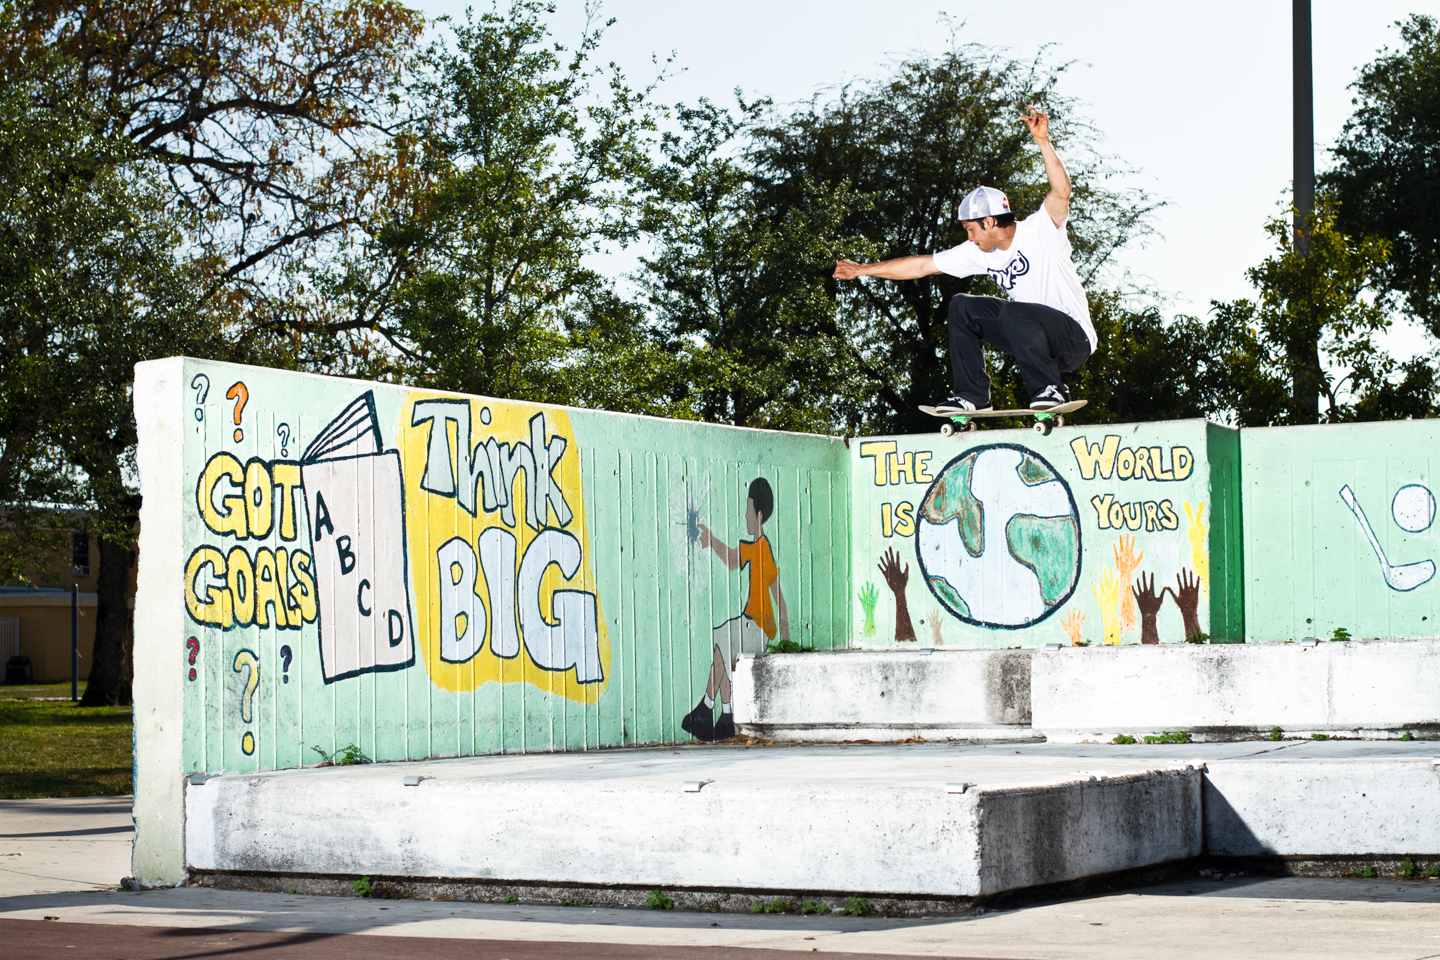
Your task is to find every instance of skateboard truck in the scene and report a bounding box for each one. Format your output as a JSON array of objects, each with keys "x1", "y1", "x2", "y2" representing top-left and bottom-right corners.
[{"x1": 940, "y1": 410, "x2": 1067, "y2": 437}]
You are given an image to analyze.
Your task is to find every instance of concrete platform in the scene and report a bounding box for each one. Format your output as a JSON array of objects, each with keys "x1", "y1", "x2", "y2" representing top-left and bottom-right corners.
[
  {"x1": 733, "y1": 649, "x2": 1034, "y2": 742},
  {"x1": 184, "y1": 742, "x2": 1201, "y2": 903},
  {"x1": 1033, "y1": 639, "x2": 1440, "y2": 742}
]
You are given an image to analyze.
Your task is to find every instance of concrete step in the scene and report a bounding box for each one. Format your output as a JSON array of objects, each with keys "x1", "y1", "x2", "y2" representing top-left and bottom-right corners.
[
  {"x1": 733, "y1": 648, "x2": 1034, "y2": 742},
  {"x1": 184, "y1": 742, "x2": 1201, "y2": 903}
]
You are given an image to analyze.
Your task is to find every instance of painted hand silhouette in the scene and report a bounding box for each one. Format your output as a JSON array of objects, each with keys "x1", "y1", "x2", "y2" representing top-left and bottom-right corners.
[
  {"x1": 1062, "y1": 607, "x2": 1086, "y2": 646},
  {"x1": 1172, "y1": 568, "x2": 1202, "y2": 640},
  {"x1": 1091, "y1": 566, "x2": 1122, "y2": 645},
  {"x1": 1133, "y1": 572, "x2": 1165, "y2": 644},
  {"x1": 878, "y1": 547, "x2": 918, "y2": 643},
  {"x1": 1113, "y1": 535, "x2": 1143, "y2": 634}
]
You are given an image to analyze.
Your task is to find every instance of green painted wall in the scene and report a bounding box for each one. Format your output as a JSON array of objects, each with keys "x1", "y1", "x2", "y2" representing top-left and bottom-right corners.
[
  {"x1": 848, "y1": 419, "x2": 1242, "y2": 648},
  {"x1": 170, "y1": 360, "x2": 849, "y2": 774},
  {"x1": 1241, "y1": 420, "x2": 1439, "y2": 641}
]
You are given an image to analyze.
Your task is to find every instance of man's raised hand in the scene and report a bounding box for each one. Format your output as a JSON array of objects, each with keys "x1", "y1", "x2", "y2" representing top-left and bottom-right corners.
[
  {"x1": 1021, "y1": 105, "x2": 1050, "y2": 143},
  {"x1": 833, "y1": 259, "x2": 864, "y2": 280}
]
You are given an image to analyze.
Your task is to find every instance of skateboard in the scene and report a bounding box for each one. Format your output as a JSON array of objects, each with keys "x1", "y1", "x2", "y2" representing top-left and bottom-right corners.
[{"x1": 918, "y1": 399, "x2": 1087, "y2": 437}]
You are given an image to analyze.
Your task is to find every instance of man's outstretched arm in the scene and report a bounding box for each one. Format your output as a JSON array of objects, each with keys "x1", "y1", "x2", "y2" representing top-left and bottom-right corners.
[
  {"x1": 833, "y1": 254, "x2": 941, "y2": 281},
  {"x1": 1022, "y1": 106, "x2": 1072, "y2": 228}
]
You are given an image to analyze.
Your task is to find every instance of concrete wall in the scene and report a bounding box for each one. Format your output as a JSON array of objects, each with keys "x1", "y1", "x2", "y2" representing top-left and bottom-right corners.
[
  {"x1": 1032, "y1": 639, "x2": 1440, "y2": 742},
  {"x1": 1205, "y1": 758, "x2": 1440, "y2": 856},
  {"x1": 133, "y1": 358, "x2": 850, "y2": 880},
  {"x1": 1242, "y1": 420, "x2": 1439, "y2": 642},
  {"x1": 851, "y1": 420, "x2": 1242, "y2": 649},
  {"x1": 733, "y1": 648, "x2": 1033, "y2": 741}
]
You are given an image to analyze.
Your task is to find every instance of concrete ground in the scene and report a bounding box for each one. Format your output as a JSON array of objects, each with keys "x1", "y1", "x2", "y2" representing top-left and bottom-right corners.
[{"x1": 8, "y1": 740, "x2": 1440, "y2": 959}]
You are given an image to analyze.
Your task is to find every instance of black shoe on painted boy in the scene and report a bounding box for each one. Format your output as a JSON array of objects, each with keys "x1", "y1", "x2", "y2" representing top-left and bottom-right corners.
[
  {"x1": 1029, "y1": 384, "x2": 1069, "y2": 410},
  {"x1": 933, "y1": 394, "x2": 993, "y2": 415},
  {"x1": 713, "y1": 713, "x2": 736, "y2": 740},
  {"x1": 681, "y1": 702, "x2": 715, "y2": 742}
]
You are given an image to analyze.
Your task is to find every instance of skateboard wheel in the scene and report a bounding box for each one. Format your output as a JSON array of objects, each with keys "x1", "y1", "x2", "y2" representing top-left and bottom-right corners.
[
  {"x1": 940, "y1": 423, "x2": 955, "y2": 437},
  {"x1": 1033, "y1": 421, "x2": 1052, "y2": 436},
  {"x1": 965, "y1": 421, "x2": 979, "y2": 432},
  {"x1": 1055, "y1": 415, "x2": 1065, "y2": 428}
]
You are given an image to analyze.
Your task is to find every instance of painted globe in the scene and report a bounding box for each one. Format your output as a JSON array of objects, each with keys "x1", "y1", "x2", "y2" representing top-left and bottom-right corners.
[{"x1": 915, "y1": 444, "x2": 1080, "y2": 629}]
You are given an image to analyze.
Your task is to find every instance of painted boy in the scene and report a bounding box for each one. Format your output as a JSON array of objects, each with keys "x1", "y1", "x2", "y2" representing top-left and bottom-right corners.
[{"x1": 682, "y1": 477, "x2": 790, "y2": 742}]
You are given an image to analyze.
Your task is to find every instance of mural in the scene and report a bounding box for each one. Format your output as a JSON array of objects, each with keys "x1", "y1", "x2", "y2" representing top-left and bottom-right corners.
[
  {"x1": 853, "y1": 421, "x2": 1239, "y2": 648},
  {"x1": 680, "y1": 477, "x2": 788, "y2": 742},
  {"x1": 1240, "y1": 420, "x2": 1437, "y2": 641},
  {"x1": 170, "y1": 359, "x2": 850, "y2": 772}
]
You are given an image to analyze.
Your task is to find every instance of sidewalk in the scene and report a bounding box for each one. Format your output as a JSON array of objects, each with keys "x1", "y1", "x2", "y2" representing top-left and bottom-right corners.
[{"x1": 4, "y1": 791, "x2": 1440, "y2": 960}]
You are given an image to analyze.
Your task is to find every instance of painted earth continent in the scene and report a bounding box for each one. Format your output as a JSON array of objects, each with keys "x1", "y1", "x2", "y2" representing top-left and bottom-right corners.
[{"x1": 915, "y1": 444, "x2": 1080, "y2": 628}]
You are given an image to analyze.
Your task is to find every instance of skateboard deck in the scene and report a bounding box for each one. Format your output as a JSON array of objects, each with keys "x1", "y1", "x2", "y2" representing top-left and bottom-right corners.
[
  {"x1": 918, "y1": 400, "x2": 1087, "y2": 419},
  {"x1": 919, "y1": 400, "x2": 1086, "y2": 436}
]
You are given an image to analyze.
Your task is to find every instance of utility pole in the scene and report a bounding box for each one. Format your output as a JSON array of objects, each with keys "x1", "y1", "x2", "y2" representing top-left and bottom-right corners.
[
  {"x1": 1293, "y1": 0, "x2": 1314, "y2": 253},
  {"x1": 70, "y1": 583, "x2": 78, "y2": 702}
]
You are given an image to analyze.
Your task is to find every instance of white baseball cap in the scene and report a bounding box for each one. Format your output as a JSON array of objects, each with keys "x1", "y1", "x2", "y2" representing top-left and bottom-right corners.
[{"x1": 957, "y1": 186, "x2": 1011, "y2": 222}]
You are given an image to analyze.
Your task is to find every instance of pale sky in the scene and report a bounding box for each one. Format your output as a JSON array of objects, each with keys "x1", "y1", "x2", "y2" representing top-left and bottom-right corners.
[{"x1": 412, "y1": 0, "x2": 1437, "y2": 359}]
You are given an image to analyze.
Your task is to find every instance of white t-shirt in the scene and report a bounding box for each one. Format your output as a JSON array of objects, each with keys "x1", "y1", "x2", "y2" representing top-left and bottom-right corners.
[{"x1": 932, "y1": 212, "x2": 1096, "y2": 349}]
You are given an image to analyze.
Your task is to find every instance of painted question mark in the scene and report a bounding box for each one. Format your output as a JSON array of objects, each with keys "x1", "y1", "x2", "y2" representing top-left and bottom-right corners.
[
  {"x1": 276, "y1": 423, "x2": 291, "y2": 459},
  {"x1": 191, "y1": 374, "x2": 210, "y2": 422},
  {"x1": 186, "y1": 636, "x2": 199, "y2": 681},
  {"x1": 279, "y1": 644, "x2": 293, "y2": 683},
  {"x1": 226, "y1": 382, "x2": 249, "y2": 443},
  {"x1": 232, "y1": 648, "x2": 259, "y2": 755}
]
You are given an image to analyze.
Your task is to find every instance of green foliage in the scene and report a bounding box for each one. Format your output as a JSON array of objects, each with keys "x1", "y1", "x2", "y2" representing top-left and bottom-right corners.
[
  {"x1": 1402, "y1": 731, "x2": 1414, "y2": 741},
  {"x1": 1359, "y1": 866, "x2": 1376, "y2": 878},
  {"x1": 1330, "y1": 627, "x2": 1352, "y2": 642},
  {"x1": 1269, "y1": 726, "x2": 1284, "y2": 741},
  {"x1": 1426, "y1": 866, "x2": 1439, "y2": 878},
  {"x1": 1399, "y1": 857, "x2": 1417, "y2": 879},
  {"x1": 1311, "y1": 733, "x2": 1331, "y2": 741},
  {"x1": 311, "y1": 743, "x2": 371, "y2": 766},
  {"x1": 503, "y1": 893, "x2": 519, "y2": 903},
  {"x1": 1111, "y1": 734, "x2": 1137, "y2": 744},
  {"x1": 352, "y1": 877, "x2": 373, "y2": 897},
  {"x1": 336, "y1": 1, "x2": 662, "y2": 406},
  {"x1": 765, "y1": 638, "x2": 815, "y2": 654},
  {"x1": 841, "y1": 896, "x2": 871, "y2": 917},
  {"x1": 1185, "y1": 632, "x2": 1209, "y2": 645},
  {"x1": 800, "y1": 901, "x2": 827, "y2": 915},
  {"x1": 752, "y1": 898, "x2": 796, "y2": 914},
  {"x1": 645, "y1": 889, "x2": 674, "y2": 910},
  {"x1": 1323, "y1": 15, "x2": 1440, "y2": 335},
  {"x1": 1206, "y1": 202, "x2": 1395, "y2": 426},
  {"x1": 559, "y1": 896, "x2": 592, "y2": 906},
  {"x1": 1142, "y1": 731, "x2": 1192, "y2": 744}
]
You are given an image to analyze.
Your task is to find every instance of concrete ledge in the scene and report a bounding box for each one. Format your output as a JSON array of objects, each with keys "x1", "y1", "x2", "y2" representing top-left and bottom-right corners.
[
  {"x1": 1033, "y1": 640, "x2": 1440, "y2": 742},
  {"x1": 734, "y1": 649, "x2": 1032, "y2": 742},
  {"x1": 183, "y1": 745, "x2": 1196, "y2": 900},
  {"x1": 1205, "y1": 758, "x2": 1440, "y2": 856}
]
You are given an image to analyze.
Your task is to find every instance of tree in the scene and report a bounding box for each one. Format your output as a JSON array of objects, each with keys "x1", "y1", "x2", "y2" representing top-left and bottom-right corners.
[
  {"x1": 1206, "y1": 201, "x2": 1392, "y2": 426},
  {"x1": 0, "y1": 56, "x2": 234, "y2": 704},
  {"x1": 2, "y1": 1, "x2": 427, "y2": 333},
  {"x1": 1323, "y1": 14, "x2": 1440, "y2": 335},
  {"x1": 319, "y1": 0, "x2": 663, "y2": 402},
  {"x1": 639, "y1": 37, "x2": 1156, "y2": 436}
]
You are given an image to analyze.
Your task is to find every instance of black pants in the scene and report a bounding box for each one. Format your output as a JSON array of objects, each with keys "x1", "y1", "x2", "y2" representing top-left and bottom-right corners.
[{"x1": 947, "y1": 294, "x2": 1092, "y2": 404}]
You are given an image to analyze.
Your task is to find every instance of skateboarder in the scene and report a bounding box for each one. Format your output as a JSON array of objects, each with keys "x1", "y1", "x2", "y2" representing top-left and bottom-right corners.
[
  {"x1": 832, "y1": 106, "x2": 1096, "y2": 412},
  {"x1": 681, "y1": 477, "x2": 789, "y2": 742}
]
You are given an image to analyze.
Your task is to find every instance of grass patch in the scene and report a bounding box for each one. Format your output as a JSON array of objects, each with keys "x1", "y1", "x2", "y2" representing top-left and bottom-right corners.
[
  {"x1": 1142, "y1": 730, "x2": 1192, "y2": 744},
  {"x1": 0, "y1": 682, "x2": 132, "y2": 799},
  {"x1": 645, "y1": 889, "x2": 674, "y2": 910},
  {"x1": 1111, "y1": 734, "x2": 1137, "y2": 744}
]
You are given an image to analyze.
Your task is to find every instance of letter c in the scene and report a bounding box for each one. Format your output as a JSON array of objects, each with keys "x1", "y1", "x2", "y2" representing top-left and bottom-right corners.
[{"x1": 357, "y1": 578, "x2": 372, "y2": 616}]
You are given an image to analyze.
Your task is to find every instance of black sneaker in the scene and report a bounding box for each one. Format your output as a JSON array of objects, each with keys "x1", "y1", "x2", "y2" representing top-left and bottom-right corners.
[
  {"x1": 681, "y1": 702, "x2": 715, "y2": 742},
  {"x1": 713, "y1": 713, "x2": 736, "y2": 740},
  {"x1": 1029, "y1": 385, "x2": 1069, "y2": 410},
  {"x1": 934, "y1": 394, "x2": 993, "y2": 415}
]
